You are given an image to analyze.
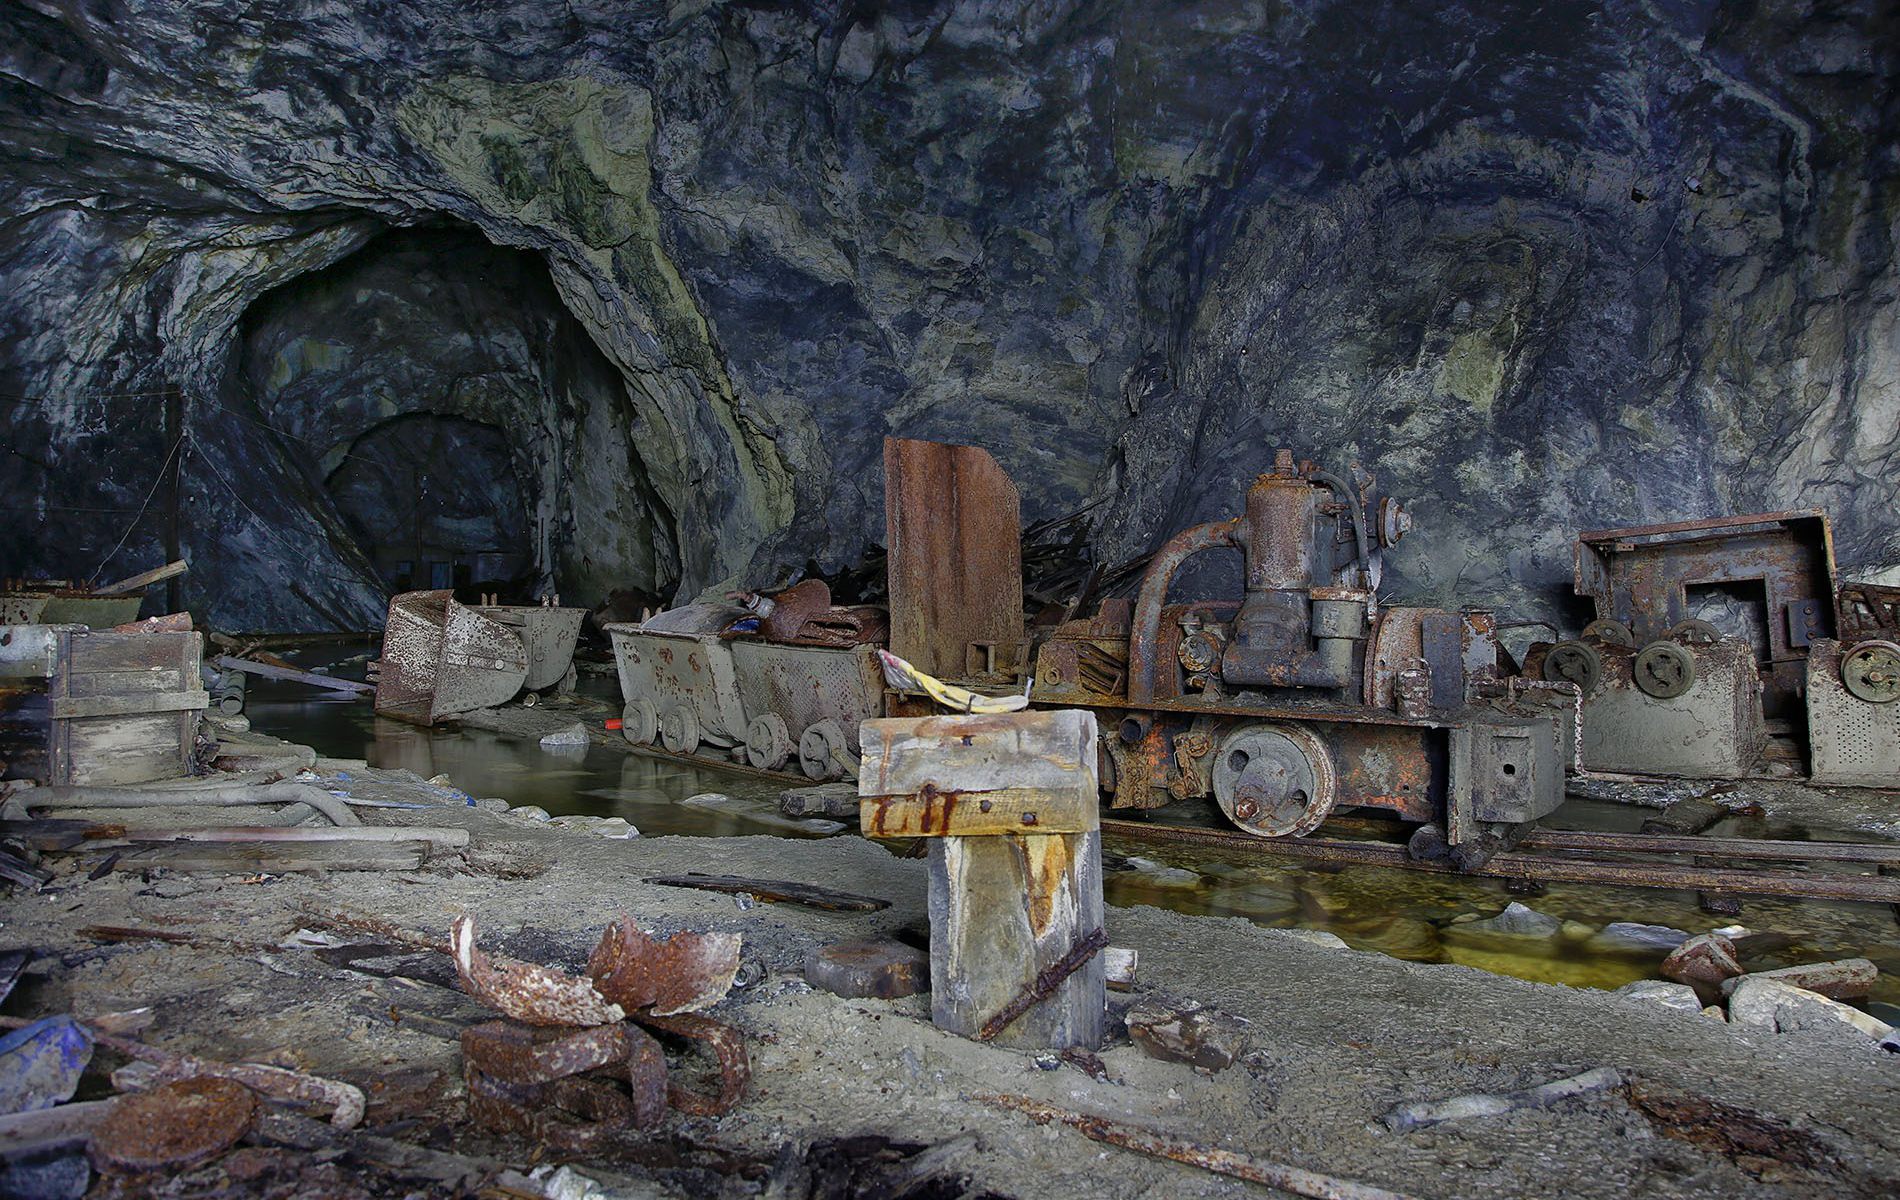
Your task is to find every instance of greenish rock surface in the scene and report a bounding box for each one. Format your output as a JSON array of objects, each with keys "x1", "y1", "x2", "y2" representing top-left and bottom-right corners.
[{"x1": 0, "y1": 1, "x2": 1893, "y2": 628}]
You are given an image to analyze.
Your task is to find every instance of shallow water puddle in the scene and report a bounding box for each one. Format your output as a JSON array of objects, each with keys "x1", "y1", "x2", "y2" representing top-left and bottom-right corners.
[{"x1": 245, "y1": 662, "x2": 1900, "y2": 1006}]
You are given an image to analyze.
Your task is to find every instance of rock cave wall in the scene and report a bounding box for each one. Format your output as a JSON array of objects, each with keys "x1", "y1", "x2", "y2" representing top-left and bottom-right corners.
[{"x1": 0, "y1": 0, "x2": 1893, "y2": 630}]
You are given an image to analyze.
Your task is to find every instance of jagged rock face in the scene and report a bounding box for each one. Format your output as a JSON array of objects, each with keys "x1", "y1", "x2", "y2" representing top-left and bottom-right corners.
[{"x1": 0, "y1": 0, "x2": 1893, "y2": 629}]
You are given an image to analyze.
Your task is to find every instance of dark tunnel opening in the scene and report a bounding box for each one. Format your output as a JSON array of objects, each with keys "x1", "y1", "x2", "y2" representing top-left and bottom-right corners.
[{"x1": 232, "y1": 221, "x2": 679, "y2": 607}]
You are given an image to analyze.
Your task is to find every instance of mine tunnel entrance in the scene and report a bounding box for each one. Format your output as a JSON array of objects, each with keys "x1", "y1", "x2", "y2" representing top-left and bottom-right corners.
[
  {"x1": 236, "y1": 221, "x2": 679, "y2": 606},
  {"x1": 327, "y1": 413, "x2": 530, "y2": 594}
]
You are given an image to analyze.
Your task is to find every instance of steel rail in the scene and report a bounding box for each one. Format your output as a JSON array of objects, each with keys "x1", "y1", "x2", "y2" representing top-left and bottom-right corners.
[{"x1": 1100, "y1": 818, "x2": 1900, "y2": 904}]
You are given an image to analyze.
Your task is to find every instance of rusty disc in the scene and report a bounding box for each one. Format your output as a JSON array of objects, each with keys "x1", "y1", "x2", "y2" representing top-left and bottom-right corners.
[{"x1": 92, "y1": 1076, "x2": 258, "y2": 1174}]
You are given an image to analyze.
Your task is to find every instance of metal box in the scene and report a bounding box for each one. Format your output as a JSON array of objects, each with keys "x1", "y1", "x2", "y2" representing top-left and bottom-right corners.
[
  {"x1": 1, "y1": 625, "x2": 206, "y2": 785},
  {"x1": 1577, "y1": 639, "x2": 1764, "y2": 778},
  {"x1": 1807, "y1": 638, "x2": 1900, "y2": 787}
]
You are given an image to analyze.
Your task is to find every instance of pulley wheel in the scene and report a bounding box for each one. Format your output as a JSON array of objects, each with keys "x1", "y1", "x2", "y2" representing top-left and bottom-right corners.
[
  {"x1": 1541, "y1": 640, "x2": 1603, "y2": 695},
  {"x1": 1665, "y1": 619, "x2": 1722, "y2": 646},
  {"x1": 1209, "y1": 724, "x2": 1336, "y2": 838},
  {"x1": 1633, "y1": 641, "x2": 1695, "y2": 699},
  {"x1": 1581, "y1": 619, "x2": 1635, "y2": 647},
  {"x1": 1841, "y1": 639, "x2": 1900, "y2": 704},
  {"x1": 799, "y1": 719, "x2": 850, "y2": 781},
  {"x1": 659, "y1": 703, "x2": 701, "y2": 755},
  {"x1": 745, "y1": 713, "x2": 792, "y2": 770},
  {"x1": 622, "y1": 699, "x2": 659, "y2": 746}
]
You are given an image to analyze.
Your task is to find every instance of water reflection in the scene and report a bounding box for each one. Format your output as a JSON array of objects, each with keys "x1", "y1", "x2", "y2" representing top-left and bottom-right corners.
[{"x1": 245, "y1": 659, "x2": 1900, "y2": 1005}]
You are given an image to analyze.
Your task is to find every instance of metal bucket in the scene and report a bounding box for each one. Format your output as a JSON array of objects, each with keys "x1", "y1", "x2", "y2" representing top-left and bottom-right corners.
[
  {"x1": 476, "y1": 604, "x2": 586, "y2": 692},
  {"x1": 374, "y1": 590, "x2": 529, "y2": 726}
]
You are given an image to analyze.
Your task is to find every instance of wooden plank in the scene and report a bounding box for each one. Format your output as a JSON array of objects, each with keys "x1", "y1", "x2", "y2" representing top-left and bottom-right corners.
[
  {"x1": 63, "y1": 668, "x2": 191, "y2": 697},
  {"x1": 62, "y1": 632, "x2": 199, "y2": 674},
  {"x1": 884, "y1": 437, "x2": 1025, "y2": 681},
  {"x1": 93, "y1": 559, "x2": 188, "y2": 595},
  {"x1": 52, "y1": 690, "x2": 207, "y2": 719},
  {"x1": 211, "y1": 655, "x2": 374, "y2": 695},
  {"x1": 927, "y1": 831, "x2": 1104, "y2": 1051},
  {"x1": 115, "y1": 841, "x2": 427, "y2": 873},
  {"x1": 862, "y1": 785, "x2": 1097, "y2": 837}
]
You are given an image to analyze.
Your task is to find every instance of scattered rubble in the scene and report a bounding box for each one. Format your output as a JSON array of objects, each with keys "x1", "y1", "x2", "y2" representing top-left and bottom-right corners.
[
  {"x1": 1660, "y1": 932, "x2": 1746, "y2": 1003},
  {"x1": 1124, "y1": 997, "x2": 1252, "y2": 1072},
  {"x1": 804, "y1": 939, "x2": 929, "y2": 1000}
]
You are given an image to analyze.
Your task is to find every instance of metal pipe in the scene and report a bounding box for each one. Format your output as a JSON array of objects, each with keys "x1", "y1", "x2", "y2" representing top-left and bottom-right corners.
[
  {"x1": 1308, "y1": 468, "x2": 1372, "y2": 596},
  {"x1": 1127, "y1": 517, "x2": 1241, "y2": 705},
  {"x1": 2, "y1": 782, "x2": 361, "y2": 827}
]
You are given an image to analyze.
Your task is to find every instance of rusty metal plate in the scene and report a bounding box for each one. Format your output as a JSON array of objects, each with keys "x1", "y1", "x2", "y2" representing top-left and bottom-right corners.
[
  {"x1": 586, "y1": 916, "x2": 741, "y2": 1017},
  {"x1": 91, "y1": 1075, "x2": 257, "y2": 1173},
  {"x1": 728, "y1": 641, "x2": 883, "y2": 756},
  {"x1": 641, "y1": 1012, "x2": 750, "y2": 1116},
  {"x1": 884, "y1": 437, "x2": 1024, "y2": 683},
  {"x1": 373, "y1": 590, "x2": 449, "y2": 725},
  {"x1": 603, "y1": 623, "x2": 746, "y2": 747},
  {"x1": 462, "y1": 1021, "x2": 629, "y2": 1085}
]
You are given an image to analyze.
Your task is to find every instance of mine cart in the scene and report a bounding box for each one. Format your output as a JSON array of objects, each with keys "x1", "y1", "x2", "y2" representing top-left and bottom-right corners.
[
  {"x1": 1031, "y1": 450, "x2": 1575, "y2": 863},
  {"x1": 727, "y1": 640, "x2": 884, "y2": 779},
  {"x1": 1528, "y1": 511, "x2": 1869, "y2": 780},
  {"x1": 474, "y1": 599, "x2": 586, "y2": 696},
  {"x1": 607, "y1": 601, "x2": 887, "y2": 780},
  {"x1": 603, "y1": 605, "x2": 750, "y2": 755}
]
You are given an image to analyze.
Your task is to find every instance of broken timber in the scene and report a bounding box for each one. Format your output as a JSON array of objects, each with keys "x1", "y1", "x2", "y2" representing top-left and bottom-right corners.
[
  {"x1": 641, "y1": 873, "x2": 889, "y2": 913},
  {"x1": 860, "y1": 709, "x2": 1105, "y2": 1051}
]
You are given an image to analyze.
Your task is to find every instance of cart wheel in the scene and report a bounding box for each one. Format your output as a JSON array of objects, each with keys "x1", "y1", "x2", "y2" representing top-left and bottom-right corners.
[
  {"x1": 1581, "y1": 619, "x2": 1635, "y2": 647},
  {"x1": 1210, "y1": 723, "x2": 1337, "y2": 838},
  {"x1": 745, "y1": 713, "x2": 792, "y2": 771},
  {"x1": 1665, "y1": 619, "x2": 1722, "y2": 646},
  {"x1": 660, "y1": 703, "x2": 702, "y2": 755},
  {"x1": 552, "y1": 664, "x2": 578, "y2": 697},
  {"x1": 799, "y1": 720, "x2": 849, "y2": 781},
  {"x1": 1841, "y1": 639, "x2": 1900, "y2": 704},
  {"x1": 622, "y1": 699, "x2": 659, "y2": 746},
  {"x1": 1633, "y1": 641, "x2": 1695, "y2": 699},
  {"x1": 1541, "y1": 640, "x2": 1603, "y2": 695}
]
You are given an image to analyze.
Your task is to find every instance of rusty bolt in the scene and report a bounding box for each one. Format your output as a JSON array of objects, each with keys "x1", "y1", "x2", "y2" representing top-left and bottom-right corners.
[
  {"x1": 1021, "y1": 811, "x2": 1039, "y2": 826},
  {"x1": 1234, "y1": 798, "x2": 1261, "y2": 821}
]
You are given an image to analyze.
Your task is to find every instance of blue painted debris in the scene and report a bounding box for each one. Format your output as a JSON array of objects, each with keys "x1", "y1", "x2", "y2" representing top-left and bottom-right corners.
[{"x1": 0, "y1": 1017, "x2": 94, "y2": 1115}]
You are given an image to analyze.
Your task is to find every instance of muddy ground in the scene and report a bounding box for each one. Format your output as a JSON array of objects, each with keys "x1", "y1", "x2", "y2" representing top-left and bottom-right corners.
[{"x1": 4, "y1": 761, "x2": 1899, "y2": 1200}]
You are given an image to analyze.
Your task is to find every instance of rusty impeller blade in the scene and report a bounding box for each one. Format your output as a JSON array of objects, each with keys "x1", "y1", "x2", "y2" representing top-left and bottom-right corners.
[
  {"x1": 587, "y1": 915, "x2": 741, "y2": 1017},
  {"x1": 451, "y1": 916, "x2": 625, "y2": 1027}
]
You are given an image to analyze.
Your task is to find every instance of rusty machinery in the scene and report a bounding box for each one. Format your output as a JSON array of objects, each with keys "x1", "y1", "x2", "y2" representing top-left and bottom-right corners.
[
  {"x1": 1032, "y1": 450, "x2": 1576, "y2": 865},
  {"x1": 1530, "y1": 510, "x2": 1900, "y2": 786}
]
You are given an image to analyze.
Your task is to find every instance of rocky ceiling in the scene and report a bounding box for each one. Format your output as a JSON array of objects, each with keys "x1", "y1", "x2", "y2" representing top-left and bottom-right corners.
[{"x1": 0, "y1": 0, "x2": 1893, "y2": 630}]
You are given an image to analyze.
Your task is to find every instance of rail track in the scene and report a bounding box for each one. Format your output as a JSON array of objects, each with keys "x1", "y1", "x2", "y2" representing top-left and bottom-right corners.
[
  {"x1": 585, "y1": 704, "x2": 1900, "y2": 907},
  {"x1": 1101, "y1": 817, "x2": 1900, "y2": 906}
]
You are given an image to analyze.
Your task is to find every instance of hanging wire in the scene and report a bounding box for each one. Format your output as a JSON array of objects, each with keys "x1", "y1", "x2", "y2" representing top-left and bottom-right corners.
[{"x1": 90, "y1": 430, "x2": 186, "y2": 579}]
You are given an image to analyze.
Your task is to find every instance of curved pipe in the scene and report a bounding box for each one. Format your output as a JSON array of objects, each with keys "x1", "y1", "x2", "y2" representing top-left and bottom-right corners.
[
  {"x1": 1308, "y1": 467, "x2": 1371, "y2": 595},
  {"x1": 1128, "y1": 517, "x2": 1241, "y2": 706},
  {"x1": 1, "y1": 781, "x2": 361, "y2": 827}
]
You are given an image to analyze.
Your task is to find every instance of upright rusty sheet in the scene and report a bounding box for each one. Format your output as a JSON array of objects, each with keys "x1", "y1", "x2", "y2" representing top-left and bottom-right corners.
[{"x1": 884, "y1": 437, "x2": 1024, "y2": 682}]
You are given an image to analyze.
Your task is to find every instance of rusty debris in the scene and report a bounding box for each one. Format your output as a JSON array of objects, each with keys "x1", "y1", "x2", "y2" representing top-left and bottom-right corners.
[
  {"x1": 90, "y1": 1075, "x2": 258, "y2": 1174},
  {"x1": 977, "y1": 927, "x2": 1108, "y2": 1042},
  {"x1": 462, "y1": 1020, "x2": 668, "y2": 1147},
  {"x1": 976, "y1": 1092, "x2": 1415, "y2": 1200},
  {"x1": 586, "y1": 915, "x2": 742, "y2": 1017},
  {"x1": 449, "y1": 915, "x2": 626, "y2": 1027},
  {"x1": 450, "y1": 916, "x2": 752, "y2": 1143}
]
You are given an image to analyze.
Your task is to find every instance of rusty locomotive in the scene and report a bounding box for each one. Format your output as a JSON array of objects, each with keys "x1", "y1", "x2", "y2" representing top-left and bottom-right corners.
[{"x1": 603, "y1": 440, "x2": 1579, "y2": 865}]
